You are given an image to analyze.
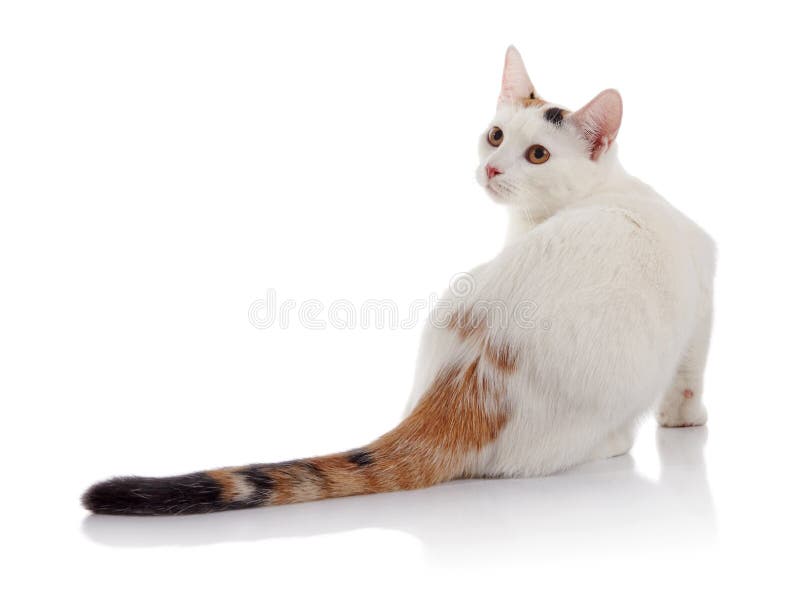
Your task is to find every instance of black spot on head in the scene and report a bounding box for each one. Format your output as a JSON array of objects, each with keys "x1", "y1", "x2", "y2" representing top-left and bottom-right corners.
[
  {"x1": 529, "y1": 92, "x2": 536, "y2": 100},
  {"x1": 347, "y1": 449, "x2": 375, "y2": 467},
  {"x1": 544, "y1": 107, "x2": 564, "y2": 126}
]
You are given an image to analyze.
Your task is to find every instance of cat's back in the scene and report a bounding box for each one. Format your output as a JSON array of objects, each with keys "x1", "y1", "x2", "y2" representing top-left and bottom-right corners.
[
  {"x1": 491, "y1": 204, "x2": 684, "y2": 310},
  {"x1": 477, "y1": 204, "x2": 699, "y2": 397},
  {"x1": 410, "y1": 200, "x2": 708, "y2": 424},
  {"x1": 501, "y1": 197, "x2": 714, "y2": 318}
]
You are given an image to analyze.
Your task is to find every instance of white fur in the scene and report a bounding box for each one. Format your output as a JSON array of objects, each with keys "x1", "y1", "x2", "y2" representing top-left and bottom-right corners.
[{"x1": 405, "y1": 47, "x2": 715, "y2": 478}]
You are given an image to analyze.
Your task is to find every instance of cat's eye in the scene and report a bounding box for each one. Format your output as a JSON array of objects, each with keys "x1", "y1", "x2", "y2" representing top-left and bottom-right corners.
[
  {"x1": 487, "y1": 127, "x2": 503, "y2": 147},
  {"x1": 526, "y1": 144, "x2": 550, "y2": 164}
]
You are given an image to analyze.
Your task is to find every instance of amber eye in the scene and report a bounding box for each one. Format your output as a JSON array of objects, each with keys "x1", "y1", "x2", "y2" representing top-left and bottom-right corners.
[
  {"x1": 526, "y1": 144, "x2": 550, "y2": 164},
  {"x1": 487, "y1": 127, "x2": 503, "y2": 147}
]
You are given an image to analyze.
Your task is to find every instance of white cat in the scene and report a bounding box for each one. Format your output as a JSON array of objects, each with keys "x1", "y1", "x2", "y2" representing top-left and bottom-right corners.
[{"x1": 83, "y1": 46, "x2": 715, "y2": 515}]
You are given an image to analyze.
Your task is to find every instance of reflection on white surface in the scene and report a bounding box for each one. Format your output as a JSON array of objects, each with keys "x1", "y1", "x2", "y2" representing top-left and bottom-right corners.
[{"x1": 83, "y1": 426, "x2": 714, "y2": 562}]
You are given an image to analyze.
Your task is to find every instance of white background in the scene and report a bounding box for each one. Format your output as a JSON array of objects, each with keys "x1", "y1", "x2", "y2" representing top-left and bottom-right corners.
[{"x1": 1, "y1": 1, "x2": 799, "y2": 598}]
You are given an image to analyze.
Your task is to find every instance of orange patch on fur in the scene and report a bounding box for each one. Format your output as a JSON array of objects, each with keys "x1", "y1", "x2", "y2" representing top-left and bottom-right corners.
[
  {"x1": 447, "y1": 308, "x2": 518, "y2": 373},
  {"x1": 683, "y1": 389, "x2": 694, "y2": 400},
  {"x1": 446, "y1": 308, "x2": 486, "y2": 338},
  {"x1": 484, "y1": 341, "x2": 517, "y2": 373},
  {"x1": 207, "y1": 469, "x2": 239, "y2": 502},
  {"x1": 368, "y1": 357, "x2": 510, "y2": 489},
  {"x1": 521, "y1": 97, "x2": 546, "y2": 108},
  {"x1": 297, "y1": 456, "x2": 375, "y2": 499}
]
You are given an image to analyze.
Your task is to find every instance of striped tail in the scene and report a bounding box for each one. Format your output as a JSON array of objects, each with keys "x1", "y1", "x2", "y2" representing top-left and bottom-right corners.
[{"x1": 82, "y1": 355, "x2": 513, "y2": 516}]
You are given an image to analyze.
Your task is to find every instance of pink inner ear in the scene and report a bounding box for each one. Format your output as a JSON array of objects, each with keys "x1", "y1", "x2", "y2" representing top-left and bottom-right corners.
[
  {"x1": 570, "y1": 89, "x2": 623, "y2": 160},
  {"x1": 498, "y1": 46, "x2": 535, "y2": 106}
]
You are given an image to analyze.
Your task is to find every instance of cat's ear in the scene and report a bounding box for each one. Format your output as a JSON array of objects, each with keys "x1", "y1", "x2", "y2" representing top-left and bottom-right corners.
[
  {"x1": 568, "y1": 89, "x2": 623, "y2": 160},
  {"x1": 498, "y1": 46, "x2": 536, "y2": 106}
]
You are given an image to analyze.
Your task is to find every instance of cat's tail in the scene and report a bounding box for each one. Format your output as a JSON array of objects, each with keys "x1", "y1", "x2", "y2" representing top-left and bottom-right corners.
[{"x1": 82, "y1": 357, "x2": 512, "y2": 515}]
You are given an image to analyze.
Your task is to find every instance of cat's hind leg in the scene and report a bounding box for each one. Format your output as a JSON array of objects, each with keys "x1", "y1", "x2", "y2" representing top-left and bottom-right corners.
[
  {"x1": 588, "y1": 422, "x2": 636, "y2": 461},
  {"x1": 657, "y1": 305, "x2": 712, "y2": 428}
]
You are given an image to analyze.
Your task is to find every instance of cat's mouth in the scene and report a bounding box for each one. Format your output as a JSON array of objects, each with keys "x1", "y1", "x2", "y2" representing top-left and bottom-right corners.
[{"x1": 486, "y1": 179, "x2": 513, "y2": 203}]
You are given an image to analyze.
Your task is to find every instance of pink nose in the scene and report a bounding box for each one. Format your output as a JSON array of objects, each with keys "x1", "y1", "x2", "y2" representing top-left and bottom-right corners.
[{"x1": 486, "y1": 165, "x2": 503, "y2": 179}]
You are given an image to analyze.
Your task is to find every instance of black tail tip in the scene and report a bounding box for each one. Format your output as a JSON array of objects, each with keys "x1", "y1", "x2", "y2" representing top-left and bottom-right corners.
[
  {"x1": 81, "y1": 476, "x2": 157, "y2": 516},
  {"x1": 81, "y1": 472, "x2": 225, "y2": 516}
]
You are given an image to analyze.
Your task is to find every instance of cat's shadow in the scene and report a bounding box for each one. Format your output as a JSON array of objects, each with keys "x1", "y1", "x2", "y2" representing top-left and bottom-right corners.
[{"x1": 82, "y1": 426, "x2": 715, "y2": 560}]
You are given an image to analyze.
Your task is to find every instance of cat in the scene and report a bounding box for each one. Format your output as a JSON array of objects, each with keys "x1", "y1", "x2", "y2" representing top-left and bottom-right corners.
[{"x1": 82, "y1": 46, "x2": 715, "y2": 516}]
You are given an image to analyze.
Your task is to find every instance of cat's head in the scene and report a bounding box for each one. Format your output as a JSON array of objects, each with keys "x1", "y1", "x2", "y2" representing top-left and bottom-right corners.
[{"x1": 477, "y1": 46, "x2": 623, "y2": 216}]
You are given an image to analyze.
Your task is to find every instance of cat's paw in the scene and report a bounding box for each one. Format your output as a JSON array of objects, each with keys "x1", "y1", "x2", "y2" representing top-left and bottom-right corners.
[{"x1": 657, "y1": 387, "x2": 708, "y2": 428}]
